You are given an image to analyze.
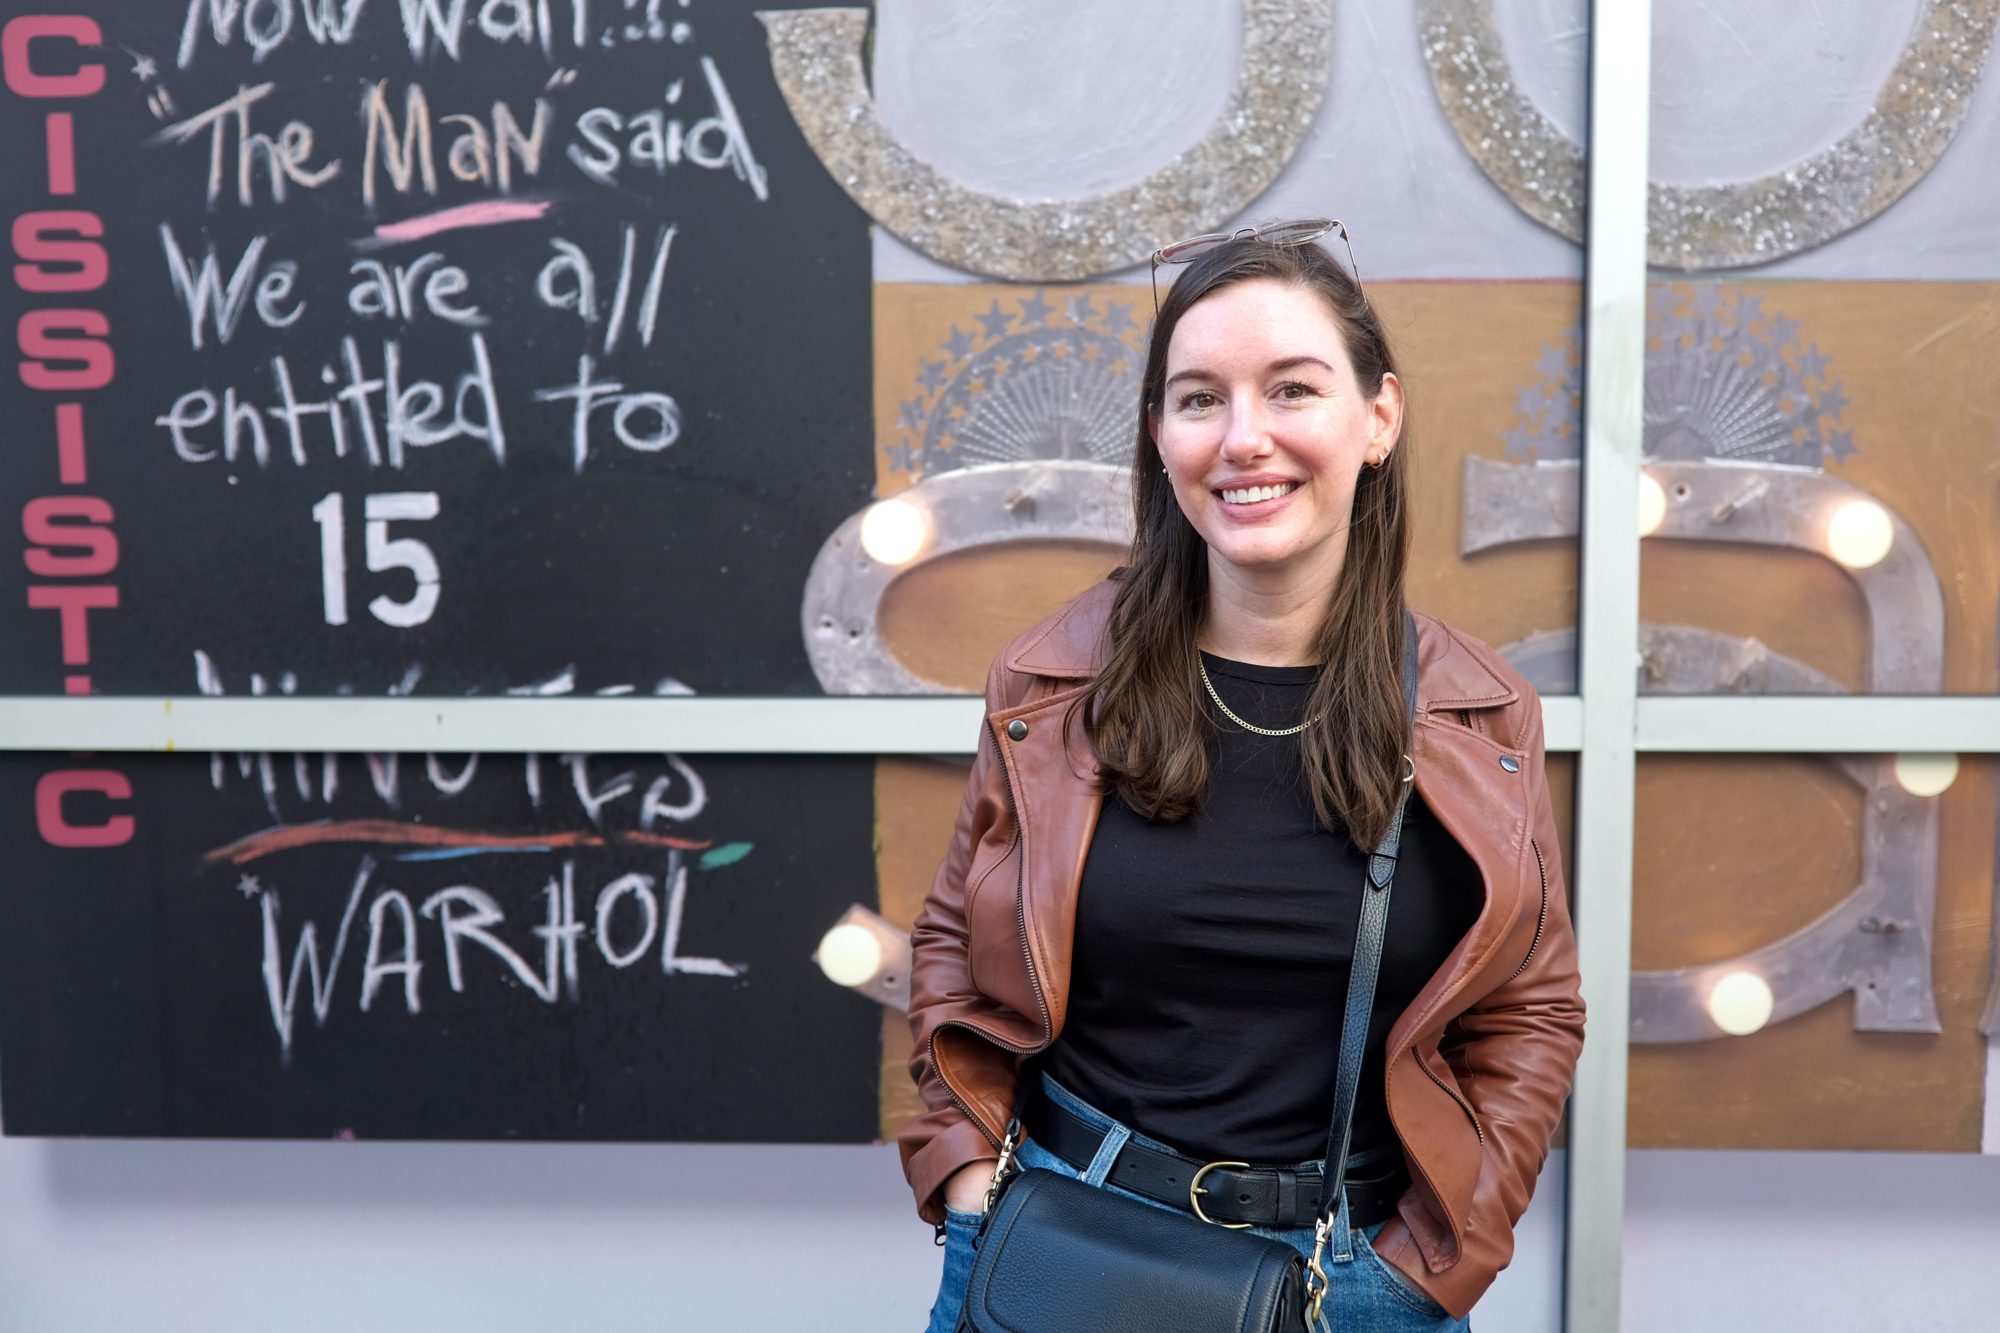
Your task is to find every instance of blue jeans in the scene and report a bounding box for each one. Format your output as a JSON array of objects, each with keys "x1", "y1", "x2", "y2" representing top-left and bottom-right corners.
[{"x1": 925, "y1": 1073, "x2": 1468, "y2": 1332}]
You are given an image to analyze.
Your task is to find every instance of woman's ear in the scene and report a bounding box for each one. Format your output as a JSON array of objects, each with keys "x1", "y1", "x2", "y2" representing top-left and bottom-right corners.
[{"x1": 1370, "y1": 371, "x2": 1406, "y2": 459}]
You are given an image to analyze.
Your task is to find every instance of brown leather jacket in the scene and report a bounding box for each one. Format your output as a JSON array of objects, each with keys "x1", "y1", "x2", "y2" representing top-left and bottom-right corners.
[{"x1": 899, "y1": 580, "x2": 1584, "y2": 1319}]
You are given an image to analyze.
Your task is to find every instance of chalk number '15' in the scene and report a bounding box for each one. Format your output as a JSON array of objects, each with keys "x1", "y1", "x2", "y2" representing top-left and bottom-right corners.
[{"x1": 311, "y1": 492, "x2": 442, "y2": 628}]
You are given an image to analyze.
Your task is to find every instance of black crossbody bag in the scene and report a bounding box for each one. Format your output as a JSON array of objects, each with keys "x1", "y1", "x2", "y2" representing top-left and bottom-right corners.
[{"x1": 955, "y1": 615, "x2": 1422, "y2": 1333}]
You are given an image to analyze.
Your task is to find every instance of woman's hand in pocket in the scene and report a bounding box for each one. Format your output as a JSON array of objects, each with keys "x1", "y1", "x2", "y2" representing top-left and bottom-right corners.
[{"x1": 942, "y1": 1157, "x2": 999, "y2": 1215}]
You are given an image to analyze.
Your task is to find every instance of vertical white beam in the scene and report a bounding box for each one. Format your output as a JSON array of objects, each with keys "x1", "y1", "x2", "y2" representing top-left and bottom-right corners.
[{"x1": 1569, "y1": 1, "x2": 1651, "y2": 1328}]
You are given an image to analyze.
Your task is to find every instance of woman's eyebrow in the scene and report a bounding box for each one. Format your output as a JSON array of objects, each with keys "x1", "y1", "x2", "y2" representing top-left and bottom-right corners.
[{"x1": 1163, "y1": 355, "x2": 1337, "y2": 392}]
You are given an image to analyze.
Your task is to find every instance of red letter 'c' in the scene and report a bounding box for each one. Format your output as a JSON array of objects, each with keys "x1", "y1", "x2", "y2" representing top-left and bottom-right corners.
[
  {"x1": 2, "y1": 16, "x2": 105, "y2": 98},
  {"x1": 35, "y1": 768, "x2": 134, "y2": 848}
]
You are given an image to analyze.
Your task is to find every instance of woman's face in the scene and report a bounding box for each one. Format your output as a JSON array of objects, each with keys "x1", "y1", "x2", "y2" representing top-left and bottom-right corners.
[{"x1": 1152, "y1": 277, "x2": 1401, "y2": 592}]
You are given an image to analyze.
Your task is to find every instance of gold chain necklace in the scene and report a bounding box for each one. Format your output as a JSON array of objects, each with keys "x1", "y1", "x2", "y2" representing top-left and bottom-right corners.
[{"x1": 1197, "y1": 657, "x2": 1322, "y2": 737}]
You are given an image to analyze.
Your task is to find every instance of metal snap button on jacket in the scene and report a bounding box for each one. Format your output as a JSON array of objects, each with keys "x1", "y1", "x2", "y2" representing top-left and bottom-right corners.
[
  {"x1": 1500, "y1": 755, "x2": 1521, "y2": 773},
  {"x1": 1007, "y1": 719, "x2": 1029, "y2": 741}
]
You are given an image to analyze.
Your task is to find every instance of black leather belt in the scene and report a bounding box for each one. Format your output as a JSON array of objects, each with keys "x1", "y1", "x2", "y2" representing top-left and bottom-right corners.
[{"x1": 1028, "y1": 1088, "x2": 1408, "y2": 1231}]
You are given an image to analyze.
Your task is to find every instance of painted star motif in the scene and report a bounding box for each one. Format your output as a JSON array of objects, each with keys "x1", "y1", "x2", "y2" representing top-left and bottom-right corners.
[
  {"x1": 1064, "y1": 292, "x2": 1098, "y2": 326},
  {"x1": 1018, "y1": 344, "x2": 1041, "y2": 363},
  {"x1": 1691, "y1": 285, "x2": 1723, "y2": 318},
  {"x1": 1535, "y1": 344, "x2": 1571, "y2": 381},
  {"x1": 896, "y1": 398, "x2": 925, "y2": 432},
  {"x1": 916, "y1": 358, "x2": 947, "y2": 391},
  {"x1": 1502, "y1": 427, "x2": 1537, "y2": 460},
  {"x1": 1017, "y1": 291, "x2": 1054, "y2": 326},
  {"x1": 1101, "y1": 301, "x2": 1136, "y2": 337},
  {"x1": 1824, "y1": 427, "x2": 1858, "y2": 462},
  {"x1": 1733, "y1": 292, "x2": 1765, "y2": 326},
  {"x1": 1796, "y1": 344, "x2": 1831, "y2": 382},
  {"x1": 884, "y1": 441, "x2": 917, "y2": 472},
  {"x1": 976, "y1": 300, "x2": 1013, "y2": 341},
  {"x1": 1767, "y1": 313, "x2": 1802, "y2": 348},
  {"x1": 943, "y1": 325, "x2": 975, "y2": 360},
  {"x1": 236, "y1": 874, "x2": 266, "y2": 899},
  {"x1": 1816, "y1": 380, "x2": 1851, "y2": 419},
  {"x1": 131, "y1": 52, "x2": 159, "y2": 81},
  {"x1": 1514, "y1": 383, "x2": 1550, "y2": 418}
]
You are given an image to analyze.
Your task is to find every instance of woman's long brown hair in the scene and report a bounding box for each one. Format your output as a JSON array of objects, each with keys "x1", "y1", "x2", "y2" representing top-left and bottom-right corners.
[{"x1": 1083, "y1": 238, "x2": 1412, "y2": 850}]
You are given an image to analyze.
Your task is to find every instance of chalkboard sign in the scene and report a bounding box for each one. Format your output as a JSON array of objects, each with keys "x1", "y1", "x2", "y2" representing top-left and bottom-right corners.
[
  {"x1": 0, "y1": 748, "x2": 883, "y2": 1140},
  {"x1": 1, "y1": 1, "x2": 874, "y2": 698},
  {"x1": 0, "y1": 4, "x2": 890, "y2": 1141}
]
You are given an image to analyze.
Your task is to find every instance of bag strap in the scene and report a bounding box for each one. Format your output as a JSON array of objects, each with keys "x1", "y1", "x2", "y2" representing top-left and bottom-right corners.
[{"x1": 1305, "y1": 611, "x2": 1420, "y2": 1318}]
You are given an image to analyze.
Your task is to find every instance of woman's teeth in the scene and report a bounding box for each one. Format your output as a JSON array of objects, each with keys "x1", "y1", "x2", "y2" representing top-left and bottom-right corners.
[{"x1": 1220, "y1": 482, "x2": 1299, "y2": 504}]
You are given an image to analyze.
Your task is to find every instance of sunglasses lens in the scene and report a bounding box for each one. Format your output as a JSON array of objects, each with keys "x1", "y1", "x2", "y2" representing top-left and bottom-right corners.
[
  {"x1": 1256, "y1": 219, "x2": 1336, "y2": 247},
  {"x1": 1157, "y1": 233, "x2": 1228, "y2": 264}
]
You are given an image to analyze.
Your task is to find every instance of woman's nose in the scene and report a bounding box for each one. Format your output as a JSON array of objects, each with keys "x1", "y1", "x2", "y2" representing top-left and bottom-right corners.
[{"x1": 1221, "y1": 401, "x2": 1274, "y2": 460}]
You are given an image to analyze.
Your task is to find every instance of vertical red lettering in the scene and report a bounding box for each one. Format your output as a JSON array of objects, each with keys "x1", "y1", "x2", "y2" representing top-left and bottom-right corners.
[
  {"x1": 23, "y1": 495, "x2": 118, "y2": 576},
  {"x1": 1, "y1": 16, "x2": 105, "y2": 99},
  {"x1": 55, "y1": 401, "x2": 86, "y2": 483},
  {"x1": 18, "y1": 308, "x2": 113, "y2": 390},
  {"x1": 12, "y1": 210, "x2": 106, "y2": 292},
  {"x1": 44, "y1": 111, "x2": 76, "y2": 194},
  {"x1": 35, "y1": 769, "x2": 134, "y2": 848},
  {"x1": 26, "y1": 582, "x2": 117, "y2": 662}
]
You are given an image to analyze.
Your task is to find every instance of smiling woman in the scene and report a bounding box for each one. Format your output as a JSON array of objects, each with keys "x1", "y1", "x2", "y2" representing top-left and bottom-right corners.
[{"x1": 903, "y1": 231, "x2": 1583, "y2": 1332}]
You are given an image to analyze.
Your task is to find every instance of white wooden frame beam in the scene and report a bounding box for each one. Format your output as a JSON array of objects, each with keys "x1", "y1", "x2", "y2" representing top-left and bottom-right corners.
[{"x1": 1570, "y1": 0, "x2": 1651, "y2": 1326}]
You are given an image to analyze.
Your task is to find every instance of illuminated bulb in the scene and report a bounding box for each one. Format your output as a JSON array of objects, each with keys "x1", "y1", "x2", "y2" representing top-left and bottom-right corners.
[
  {"x1": 1825, "y1": 500, "x2": 1893, "y2": 569},
  {"x1": 859, "y1": 499, "x2": 930, "y2": 567},
  {"x1": 1638, "y1": 472, "x2": 1667, "y2": 537},
  {"x1": 816, "y1": 923, "x2": 883, "y2": 987},
  {"x1": 1893, "y1": 753, "x2": 1958, "y2": 797},
  {"x1": 1706, "y1": 970, "x2": 1774, "y2": 1037}
]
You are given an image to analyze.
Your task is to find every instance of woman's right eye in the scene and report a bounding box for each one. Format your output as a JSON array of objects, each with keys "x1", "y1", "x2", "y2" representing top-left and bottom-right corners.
[{"x1": 1176, "y1": 390, "x2": 1219, "y2": 412}]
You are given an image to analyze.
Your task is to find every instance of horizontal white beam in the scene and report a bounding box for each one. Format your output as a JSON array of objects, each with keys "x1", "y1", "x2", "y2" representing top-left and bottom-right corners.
[
  {"x1": 1636, "y1": 697, "x2": 2000, "y2": 753},
  {"x1": 0, "y1": 694, "x2": 1989, "y2": 756},
  {"x1": 0, "y1": 695, "x2": 1580, "y2": 756},
  {"x1": 0, "y1": 695, "x2": 989, "y2": 755}
]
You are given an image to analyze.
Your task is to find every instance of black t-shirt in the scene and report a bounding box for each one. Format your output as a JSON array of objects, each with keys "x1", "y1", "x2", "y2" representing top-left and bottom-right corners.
[{"x1": 1034, "y1": 653, "x2": 1484, "y2": 1164}]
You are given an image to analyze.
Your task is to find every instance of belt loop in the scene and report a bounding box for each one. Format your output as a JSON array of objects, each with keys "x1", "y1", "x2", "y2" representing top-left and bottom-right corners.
[
  {"x1": 1276, "y1": 1167, "x2": 1298, "y2": 1227},
  {"x1": 1082, "y1": 1122, "x2": 1131, "y2": 1187},
  {"x1": 1330, "y1": 1193, "x2": 1356, "y2": 1264}
]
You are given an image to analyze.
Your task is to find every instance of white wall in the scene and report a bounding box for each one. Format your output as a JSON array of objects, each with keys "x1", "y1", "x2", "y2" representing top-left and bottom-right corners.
[{"x1": 1, "y1": 1139, "x2": 1993, "y2": 1331}]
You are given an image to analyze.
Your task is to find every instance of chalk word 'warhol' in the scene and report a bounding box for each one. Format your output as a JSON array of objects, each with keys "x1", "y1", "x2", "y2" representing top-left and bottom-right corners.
[{"x1": 257, "y1": 850, "x2": 744, "y2": 1063}]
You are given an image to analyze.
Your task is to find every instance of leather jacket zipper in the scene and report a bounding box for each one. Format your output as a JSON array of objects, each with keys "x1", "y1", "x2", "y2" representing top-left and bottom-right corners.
[
  {"x1": 924, "y1": 718, "x2": 1052, "y2": 1153},
  {"x1": 1421, "y1": 1054, "x2": 1486, "y2": 1145},
  {"x1": 1510, "y1": 837, "x2": 1550, "y2": 981}
]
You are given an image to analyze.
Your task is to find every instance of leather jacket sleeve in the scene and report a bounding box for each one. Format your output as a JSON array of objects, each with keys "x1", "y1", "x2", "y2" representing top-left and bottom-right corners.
[
  {"x1": 897, "y1": 655, "x2": 1017, "y2": 1225},
  {"x1": 1391, "y1": 687, "x2": 1586, "y2": 1309}
]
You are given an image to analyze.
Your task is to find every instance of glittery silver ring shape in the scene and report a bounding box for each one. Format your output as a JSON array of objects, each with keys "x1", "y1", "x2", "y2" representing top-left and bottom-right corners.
[
  {"x1": 756, "y1": 4, "x2": 1335, "y2": 281},
  {"x1": 801, "y1": 461, "x2": 1133, "y2": 694},
  {"x1": 1418, "y1": 0, "x2": 2000, "y2": 269}
]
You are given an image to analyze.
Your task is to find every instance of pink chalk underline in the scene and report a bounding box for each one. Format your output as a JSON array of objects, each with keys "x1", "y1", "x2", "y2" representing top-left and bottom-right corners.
[{"x1": 370, "y1": 199, "x2": 551, "y2": 243}]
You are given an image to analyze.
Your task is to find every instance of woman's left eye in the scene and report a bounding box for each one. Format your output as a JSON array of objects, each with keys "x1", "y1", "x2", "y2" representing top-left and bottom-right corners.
[{"x1": 1275, "y1": 381, "x2": 1317, "y2": 401}]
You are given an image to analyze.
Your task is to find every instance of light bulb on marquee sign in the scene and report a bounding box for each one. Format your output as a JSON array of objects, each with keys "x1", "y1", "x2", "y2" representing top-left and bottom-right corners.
[
  {"x1": 1705, "y1": 970, "x2": 1775, "y2": 1037},
  {"x1": 1825, "y1": 499, "x2": 1894, "y2": 570},
  {"x1": 1892, "y1": 753, "x2": 1958, "y2": 798},
  {"x1": 859, "y1": 498, "x2": 930, "y2": 567},
  {"x1": 1638, "y1": 472, "x2": 1667, "y2": 537},
  {"x1": 816, "y1": 923, "x2": 883, "y2": 987}
]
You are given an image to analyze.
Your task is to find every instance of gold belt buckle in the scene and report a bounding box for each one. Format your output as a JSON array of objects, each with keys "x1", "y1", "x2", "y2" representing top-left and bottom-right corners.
[{"x1": 1188, "y1": 1160, "x2": 1253, "y2": 1229}]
